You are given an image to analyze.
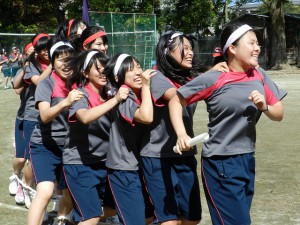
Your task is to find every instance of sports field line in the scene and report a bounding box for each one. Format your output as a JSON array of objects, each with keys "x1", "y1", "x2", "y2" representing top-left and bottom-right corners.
[{"x1": 0, "y1": 202, "x2": 27, "y2": 211}]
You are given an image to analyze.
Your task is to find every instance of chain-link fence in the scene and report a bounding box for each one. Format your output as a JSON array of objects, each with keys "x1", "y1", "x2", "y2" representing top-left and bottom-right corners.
[{"x1": 89, "y1": 12, "x2": 157, "y2": 69}]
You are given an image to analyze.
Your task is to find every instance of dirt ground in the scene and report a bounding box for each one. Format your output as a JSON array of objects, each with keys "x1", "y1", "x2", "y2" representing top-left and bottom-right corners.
[{"x1": 0, "y1": 68, "x2": 299, "y2": 224}]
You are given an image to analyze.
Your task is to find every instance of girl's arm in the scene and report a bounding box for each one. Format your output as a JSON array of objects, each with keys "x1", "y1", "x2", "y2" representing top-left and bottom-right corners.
[
  {"x1": 75, "y1": 87, "x2": 129, "y2": 125},
  {"x1": 169, "y1": 93, "x2": 192, "y2": 152},
  {"x1": 13, "y1": 68, "x2": 26, "y2": 89},
  {"x1": 30, "y1": 65, "x2": 53, "y2": 86},
  {"x1": 134, "y1": 69, "x2": 156, "y2": 124},
  {"x1": 14, "y1": 87, "x2": 25, "y2": 95},
  {"x1": 0, "y1": 58, "x2": 8, "y2": 65},
  {"x1": 249, "y1": 90, "x2": 284, "y2": 121},
  {"x1": 38, "y1": 89, "x2": 84, "y2": 124}
]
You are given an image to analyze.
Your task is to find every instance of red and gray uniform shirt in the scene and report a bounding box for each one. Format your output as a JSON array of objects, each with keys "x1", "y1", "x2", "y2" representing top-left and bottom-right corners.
[
  {"x1": 140, "y1": 71, "x2": 197, "y2": 158},
  {"x1": 30, "y1": 72, "x2": 70, "y2": 146},
  {"x1": 177, "y1": 68, "x2": 287, "y2": 157},
  {"x1": 106, "y1": 88, "x2": 144, "y2": 171},
  {"x1": 23, "y1": 63, "x2": 41, "y2": 122},
  {"x1": 63, "y1": 85, "x2": 110, "y2": 165},
  {"x1": 13, "y1": 68, "x2": 29, "y2": 120}
]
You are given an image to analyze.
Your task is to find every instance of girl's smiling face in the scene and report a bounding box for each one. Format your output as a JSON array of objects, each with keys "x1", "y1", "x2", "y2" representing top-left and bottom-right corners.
[
  {"x1": 86, "y1": 59, "x2": 107, "y2": 90},
  {"x1": 124, "y1": 59, "x2": 143, "y2": 90},
  {"x1": 37, "y1": 48, "x2": 49, "y2": 63},
  {"x1": 54, "y1": 52, "x2": 72, "y2": 81},
  {"x1": 90, "y1": 37, "x2": 108, "y2": 54},
  {"x1": 229, "y1": 31, "x2": 261, "y2": 70},
  {"x1": 170, "y1": 37, "x2": 194, "y2": 69}
]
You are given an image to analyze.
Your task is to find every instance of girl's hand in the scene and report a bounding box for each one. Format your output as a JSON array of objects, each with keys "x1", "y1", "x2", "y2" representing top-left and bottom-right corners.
[
  {"x1": 115, "y1": 86, "x2": 129, "y2": 103},
  {"x1": 141, "y1": 69, "x2": 156, "y2": 86},
  {"x1": 174, "y1": 134, "x2": 192, "y2": 155},
  {"x1": 211, "y1": 62, "x2": 229, "y2": 72},
  {"x1": 248, "y1": 90, "x2": 268, "y2": 111},
  {"x1": 65, "y1": 89, "x2": 84, "y2": 107}
]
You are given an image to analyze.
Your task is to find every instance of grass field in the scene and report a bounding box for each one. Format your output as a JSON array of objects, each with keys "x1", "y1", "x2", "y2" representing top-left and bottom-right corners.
[{"x1": 0, "y1": 71, "x2": 299, "y2": 225}]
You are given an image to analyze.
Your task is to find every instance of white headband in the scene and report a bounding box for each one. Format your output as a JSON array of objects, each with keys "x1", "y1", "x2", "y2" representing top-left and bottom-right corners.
[
  {"x1": 50, "y1": 41, "x2": 73, "y2": 58},
  {"x1": 113, "y1": 54, "x2": 130, "y2": 76},
  {"x1": 222, "y1": 24, "x2": 252, "y2": 54},
  {"x1": 83, "y1": 51, "x2": 98, "y2": 70}
]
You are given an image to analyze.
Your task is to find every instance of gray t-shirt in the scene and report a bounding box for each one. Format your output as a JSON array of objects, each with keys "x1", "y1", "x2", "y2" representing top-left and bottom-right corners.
[
  {"x1": 140, "y1": 71, "x2": 197, "y2": 158},
  {"x1": 23, "y1": 64, "x2": 40, "y2": 121},
  {"x1": 13, "y1": 69, "x2": 28, "y2": 120},
  {"x1": 105, "y1": 89, "x2": 144, "y2": 171},
  {"x1": 63, "y1": 86, "x2": 110, "y2": 164},
  {"x1": 30, "y1": 74, "x2": 69, "y2": 146},
  {"x1": 177, "y1": 68, "x2": 287, "y2": 157}
]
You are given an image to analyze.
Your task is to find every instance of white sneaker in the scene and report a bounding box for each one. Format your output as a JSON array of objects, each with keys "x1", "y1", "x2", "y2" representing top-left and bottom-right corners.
[
  {"x1": 9, "y1": 174, "x2": 18, "y2": 195},
  {"x1": 52, "y1": 195, "x2": 62, "y2": 213},
  {"x1": 15, "y1": 183, "x2": 25, "y2": 205},
  {"x1": 23, "y1": 185, "x2": 36, "y2": 209},
  {"x1": 52, "y1": 215, "x2": 69, "y2": 225}
]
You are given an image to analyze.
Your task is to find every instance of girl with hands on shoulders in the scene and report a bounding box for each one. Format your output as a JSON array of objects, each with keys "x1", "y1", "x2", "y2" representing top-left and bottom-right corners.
[{"x1": 169, "y1": 23, "x2": 286, "y2": 225}]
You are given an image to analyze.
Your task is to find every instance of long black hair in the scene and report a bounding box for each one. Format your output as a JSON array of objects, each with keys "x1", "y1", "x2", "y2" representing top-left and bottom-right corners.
[{"x1": 156, "y1": 32, "x2": 205, "y2": 85}]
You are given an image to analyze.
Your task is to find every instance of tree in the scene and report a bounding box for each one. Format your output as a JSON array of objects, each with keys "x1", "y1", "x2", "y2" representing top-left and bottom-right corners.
[{"x1": 263, "y1": 0, "x2": 290, "y2": 69}]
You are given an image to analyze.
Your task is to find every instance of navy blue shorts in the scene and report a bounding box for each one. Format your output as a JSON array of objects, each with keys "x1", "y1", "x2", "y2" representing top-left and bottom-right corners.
[
  {"x1": 57, "y1": 169, "x2": 67, "y2": 190},
  {"x1": 2, "y1": 67, "x2": 11, "y2": 77},
  {"x1": 142, "y1": 156, "x2": 201, "y2": 223},
  {"x1": 108, "y1": 169, "x2": 153, "y2": 225},
  {"x1": 64, "y1": 162, "x2": 114, "y2": 223},
  {"x1": 30, "y1": 142, "x2": 63, "y2": 184},
  {"x1": 14, "y1": 118, "x2": 26, "y2": 158},
  {"x1": 23, "y1": 120, "x2": 37, "y2": 159},
  {"x1": 201, "y1": 153, "x2": 255, "y2": 225}
]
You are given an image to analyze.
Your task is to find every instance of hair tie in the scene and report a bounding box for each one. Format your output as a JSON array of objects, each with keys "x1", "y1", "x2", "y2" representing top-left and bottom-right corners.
[
  {"x1": 83, "y1": 31, "x2": 106, "y2": 46},
  {"x1": 213, "y1": 47, "x2": 223, "y2": 57},
  {"x1": 83, "y1": 51, "x2": 98, "y2": 70},
  {"x1": 67, "y1": 19, "x2": 75, "y2": 38},
  {"x1": 50, "y1": 41, "x2": 73, "y2": 58},
  {"x1": 222, "y1": 24, "x2": 252, "y2": 54},
  {"x1": 32, "y1": 34, "x2": 50, "y2": 47},
  {"x1": 113, "y1": 54, "x2": 130, "y2": 76}
]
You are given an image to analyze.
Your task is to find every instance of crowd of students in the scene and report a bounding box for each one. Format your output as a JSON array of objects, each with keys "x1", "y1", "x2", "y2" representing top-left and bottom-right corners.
[{"x1": 7, "y1": 18, "x2": 286, "y2": 225}]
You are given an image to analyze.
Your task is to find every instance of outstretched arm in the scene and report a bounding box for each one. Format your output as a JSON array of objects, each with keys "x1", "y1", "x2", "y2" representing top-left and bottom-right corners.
[
  {"x1": 168, "y1": 93, "x2": 192, "y2": 153},
  {"x1": 38, "y1": 89, "x2": 84, "y2": 124},
  {"x1": 76, "y1": 87, "x2": 129, "y2": 125}
]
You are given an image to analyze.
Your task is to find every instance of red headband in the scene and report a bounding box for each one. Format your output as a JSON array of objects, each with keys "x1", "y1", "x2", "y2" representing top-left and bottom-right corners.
[
  {"x1": 24, "y1": 43, "x2": 33, "y2": 54},
  {"x1": 83, "y1": 31, "x2": 106, "y2": 46},
  {"x1": 33, "y1": 34, "x2": 50, "y2": 47},
  {"x1": 67, "y1": 19, "x2": 75, "y2": 38}
]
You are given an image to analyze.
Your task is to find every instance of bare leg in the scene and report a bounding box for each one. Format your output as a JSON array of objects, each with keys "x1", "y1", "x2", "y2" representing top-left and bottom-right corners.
[
  {"x1": 27, "y1": 181, "x2": 54, "y2": 225},
  {"x1": 12, "y1": 157, "x2": 26, "y2": 176}
]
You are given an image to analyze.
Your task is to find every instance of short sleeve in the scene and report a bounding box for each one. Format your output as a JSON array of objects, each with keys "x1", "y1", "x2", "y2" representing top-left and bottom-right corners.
[{"x1": 34, "y1": 77, "x2": 54, "y2": 109}]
